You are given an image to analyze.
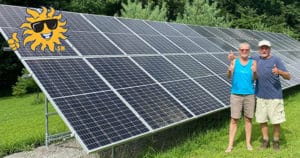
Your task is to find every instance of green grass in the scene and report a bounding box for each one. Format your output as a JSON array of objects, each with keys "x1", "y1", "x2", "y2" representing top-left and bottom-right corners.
[
  {"x1": 0, "y1": 93, "x2": 67, "y2": 157},
  {"x1": 0, "y1": 87, "x2": 299, "y2": 158},
  {"x1": 145, "y1": 87, "x2": 300, "y2": 158}
]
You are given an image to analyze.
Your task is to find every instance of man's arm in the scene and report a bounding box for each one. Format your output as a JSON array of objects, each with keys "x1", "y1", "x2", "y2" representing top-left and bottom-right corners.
[{"x1": 272, "y1": 64, "x2": 291, "y2": 80}]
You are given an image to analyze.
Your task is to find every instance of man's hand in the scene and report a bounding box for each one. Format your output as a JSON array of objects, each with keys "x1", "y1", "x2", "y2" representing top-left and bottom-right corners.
[
  {"x1": 272, "y1": 64, "x2": 279, "y2": 75},
  {"x1": 7, "y1": 32, "x2": 20, "y2": 51},
  {"x1": 251, "y1": 61, "x2": 257, "y2": 73}
]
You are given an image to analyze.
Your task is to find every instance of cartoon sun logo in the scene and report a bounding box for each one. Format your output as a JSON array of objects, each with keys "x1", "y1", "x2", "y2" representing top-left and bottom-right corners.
[{"x1": 8, "y1": 7, "x2": 67, "y2": 52}]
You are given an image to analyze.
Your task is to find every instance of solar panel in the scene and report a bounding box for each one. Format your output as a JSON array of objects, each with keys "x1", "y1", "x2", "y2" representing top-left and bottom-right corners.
[
  {"x1": 1, "y1": 4, "x2": 300, "y2": 154},
  {"x1": 162, "y1": 79, "x2": 224, "y2": 115},
  {"x1": 118, "y1": 84, "x2": 192, "y2": 129}
]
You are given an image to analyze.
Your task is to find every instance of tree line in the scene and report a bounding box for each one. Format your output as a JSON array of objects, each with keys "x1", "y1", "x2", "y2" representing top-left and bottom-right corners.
[{"x1": 0, "y1": 0, "x2": 299, "y2": 94}]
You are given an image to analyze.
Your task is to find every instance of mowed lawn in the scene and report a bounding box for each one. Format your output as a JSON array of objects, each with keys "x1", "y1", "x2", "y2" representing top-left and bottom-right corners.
[
  {"x1": 147, "y1": 86, "x2": 300, "y2": 158},
  {"x1": 0, "y1": 86, "x2": 299, "y2": 158},
  {"x1": 0, "y1": 93, "x2": 67, "y2": 157}
]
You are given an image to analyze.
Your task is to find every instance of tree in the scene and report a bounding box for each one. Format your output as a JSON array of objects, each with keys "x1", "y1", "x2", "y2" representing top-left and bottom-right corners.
[
  {"x1": 120, "y1": 0, "x2": 167, "y2": 21},
  {"x1": 176, "y1": 0, "x2": 230, "y2": 27}
]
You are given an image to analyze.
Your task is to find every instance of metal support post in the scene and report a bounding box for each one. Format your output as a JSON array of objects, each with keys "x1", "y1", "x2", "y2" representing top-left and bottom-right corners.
[{"x1": 45, "y1": 97, "x2": 49, "y2": 147}]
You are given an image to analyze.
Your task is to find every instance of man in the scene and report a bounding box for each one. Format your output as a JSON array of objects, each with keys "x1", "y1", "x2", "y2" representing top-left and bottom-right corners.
[
  {"x1": 225, "y1": 43, "x2": 257, "y2": 153},
  {"x1": 228, "y1": 40, "x2": 291, "y2": 151}
]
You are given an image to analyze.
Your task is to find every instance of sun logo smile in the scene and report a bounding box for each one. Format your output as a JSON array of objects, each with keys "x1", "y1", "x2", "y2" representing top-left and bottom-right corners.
[{"x1": 8, "y1": 7, "x2": 67, "y2": 52}]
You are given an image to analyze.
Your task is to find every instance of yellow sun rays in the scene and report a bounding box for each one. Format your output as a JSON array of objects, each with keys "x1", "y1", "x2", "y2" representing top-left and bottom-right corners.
[{"x1": 21, "y1": 7, "x2": 67, "y2": 52}]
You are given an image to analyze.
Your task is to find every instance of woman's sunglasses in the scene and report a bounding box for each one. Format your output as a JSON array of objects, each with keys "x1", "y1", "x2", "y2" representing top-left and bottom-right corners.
[{"x1": 31, "y1": 19, "x2": 58, "y2": 33}]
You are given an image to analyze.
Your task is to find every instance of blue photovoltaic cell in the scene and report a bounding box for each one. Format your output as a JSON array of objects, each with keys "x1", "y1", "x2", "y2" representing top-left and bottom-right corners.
[
  {"x1": 133, "y1": 56, "x2": 187, "y2": 82},
  {"x1": 117, "y1": 18, "x2": 159, "y2": 35},
  {"x1": 166, "y1": 55, "x2": 212, "y2": 78},
  {"x1": 88, "y1": 57, "x2": 155, "y2": 89},
  {"x1": 139, "y1": 35, "x2": 184, "y2": 54},
  {"x1": 168, "y1": 23, "x2": 199, "y2": 37},
  {"x1": 145, "y1": 21, "x2": 182, "y2": 36},
  {"x1": 63, "y1": 12, "x2": 97, "y2": 32},
  {"x1": 167, "y1": 36, "x2": 207, "y2": 53},
  {"x1": 188, "y1": 25, "x2": 215, "y2": 38},
  {"x1": 204, "y1": 27, "x2": 233, "y2": 39},
  {"x1": 2, "y1": 28, "x2": 78, "y2": 57},
  {"x1": 219, "y1": 28, "x2": 240, "y2": 39},
  {"x1": 192, "y1": 54, "x2": 228, "y2": 74},
  {"x1": 85, "y1": 14, "x2": 131, "y2": 34},
  {"x1": 105, "y1": 33, "x2": 157, "y2": 54},
  {"x1": 26, "y1": 59, "x2": 110, "y2": 98},
  {"x1": 206, "y1": 38, "x2": 237, "y2": 51},
  {"x1": 162, "y1": 79, "x2": 224, "y2": 115},
  {"x1": 195, "y1": 76, "x2": 231, "y2": 105},
  {"x1": 67, "y1": 31, "x2": 123, "y2": 55},
  {"x1": 0, "y1": 5, "x2": 25, "y2": 27},
  {"x1": 188, "y1": 37, "x2": 224, "y2": 52},
  {"x1": 54, "y1": 91, "x2": 149, "y2": 150},
  {"x1": 118, "y1": 84, "x2": 192, "y2": 129},
  {"x1": 211, "y1": 53, "x2": 230, "y2": 66}
]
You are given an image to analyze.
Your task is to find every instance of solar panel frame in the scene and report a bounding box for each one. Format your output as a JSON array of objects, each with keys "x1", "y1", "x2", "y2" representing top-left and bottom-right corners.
[{"x1": 1, "y1": 4, "x2": 300, "y2": 154}]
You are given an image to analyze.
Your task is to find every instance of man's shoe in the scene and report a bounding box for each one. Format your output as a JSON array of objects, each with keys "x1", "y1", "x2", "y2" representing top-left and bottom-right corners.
[
  {"x1": 273, "y1": 140, "x2": 280, "y2": 151},
  {"x1": 260, "y1": 139, "x2": 270, "y2": 149}
]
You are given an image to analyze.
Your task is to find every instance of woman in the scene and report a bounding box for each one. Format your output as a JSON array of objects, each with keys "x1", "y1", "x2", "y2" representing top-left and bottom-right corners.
[{"x1": 225, "y1": 42, "x2": 257, "y2": 153}]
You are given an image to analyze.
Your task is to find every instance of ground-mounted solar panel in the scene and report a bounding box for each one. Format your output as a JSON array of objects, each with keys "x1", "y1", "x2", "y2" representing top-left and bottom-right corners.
[
  {"x1": 169, "y1": 23, "x2": 199, "y2": 37},
  {"x1": 162, "y1": 79, "x2": 225, "y2": 115},
  {"x1": 84, "y1": 14, "x2": 131, "y2": 34},
  {"x1": 167, "y1": 36, "x2": 207, "y2": 53},
  {"x1": 166, "y1": 55, "x2": 212, "y2": 78},
  {"x1": 117, "y1": 18, "x2": 159, "y2": 35},
  {"x1": 88, "y1": 57, "x2": 155, "y2": 89},
  {"x1": 188, "y1": 25, "x2": 215, "y2": 38},
  {"x1": 192, "y1": 54, "x2": 228, "y2": 74},
  {"x1": 206, "y1": 38, "x2": 237, "y2": 51},
  {"x1": 0, "y1": 5, "x2": 25, "y2": 27},
  {"x1": 54, "y1": 91, "x2": 150, "y2": 151},
  {"x1": 25, "y1": 59, "x2": 110, "y2": 98},
  {"x1": 67, "y1": 31, "x2": 123, "y2": 55},
  {"x1": 118, "y1": 84, "x2": 192, "y2": 129},
  {"x1": 145, "y1": 20, "x2": 182, "y2": 36},
  {"x1": 63, "y1": 12, "x2": 97, "y2": 32},
  {"x1": 1, "y1": 4, "x2": 300, "y2": 154},
  {"x1": 139, "y1": 35, "x2": 184, "y2": 54},
  {"x1": 188, "y1": 37, "x2": 224, "y2": 52},
  {"x1": 133, "y1": 56, "x2": 188, "y2": 82},
  {"x1": 195, "y1": 76, "x2": 231, "y2": 105},
  {"x1": 105, "y1": 33, "x2": 157, "y2": 54}
]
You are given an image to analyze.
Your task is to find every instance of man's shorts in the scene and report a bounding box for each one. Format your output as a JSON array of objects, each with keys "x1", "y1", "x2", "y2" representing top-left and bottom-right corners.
[
  {"x1": 230, "y1": 94, "x2": 255, "y2": 119},
  {"x1": 255, "y1": 97, "x2": 286, "y2": 124}
]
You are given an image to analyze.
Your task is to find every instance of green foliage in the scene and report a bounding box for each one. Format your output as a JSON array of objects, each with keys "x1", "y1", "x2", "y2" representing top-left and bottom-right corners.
[
  {"x1": 176, "y1": 0, "x2": 230, "y2": 27},
  {"x1": 0, "y1": 36, "x2": 23, "y2": 90},
  {"x1": 12, "y1": 68, "x2": 39, "y2": 96},
  {"x1": 120, "y1": 0, "x2": 167, "y2": 21}
]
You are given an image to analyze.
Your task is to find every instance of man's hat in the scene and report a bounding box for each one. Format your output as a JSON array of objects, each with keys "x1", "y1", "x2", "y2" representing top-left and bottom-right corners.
[{"x1": 258, "y1": 40, "x2": 271, "y2": 47}]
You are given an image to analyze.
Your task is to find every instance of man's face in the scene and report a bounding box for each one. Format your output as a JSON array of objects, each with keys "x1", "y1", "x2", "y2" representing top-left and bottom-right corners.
[
  {"x1": 259, "y1": 46, "x2": 271, "y2": 58},
  {"x1": 239, "y1": 44, "x2": 250, "y2": 58}
]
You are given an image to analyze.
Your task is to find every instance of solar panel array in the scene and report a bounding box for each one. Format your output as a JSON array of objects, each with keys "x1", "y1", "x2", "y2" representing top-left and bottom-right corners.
[{"x1": 1, "y1": 4, "x2": 300, "y2": 153}]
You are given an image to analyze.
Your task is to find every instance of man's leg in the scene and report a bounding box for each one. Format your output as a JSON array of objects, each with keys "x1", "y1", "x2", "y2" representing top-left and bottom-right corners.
[
  {"x1": 273, "y1": 124, "x2": 280, "y2": 150},
  {"x1": 260, "y1": 122, "x2": 270, "y2": 149}
]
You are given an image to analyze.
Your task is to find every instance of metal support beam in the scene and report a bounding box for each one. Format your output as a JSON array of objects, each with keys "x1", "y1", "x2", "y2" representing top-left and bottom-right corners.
[
  {"x1": 111, "y1": 146, "x2": 115, "y2": 158},
  {"x1": 45, "y1": 97, "x2": 49, "y2": 147}
]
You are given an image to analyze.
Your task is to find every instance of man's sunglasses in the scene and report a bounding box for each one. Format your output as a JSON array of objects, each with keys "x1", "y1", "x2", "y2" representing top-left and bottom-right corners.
[{"x1": 31, "y1": 19, "x2": 58, "y2": 33}]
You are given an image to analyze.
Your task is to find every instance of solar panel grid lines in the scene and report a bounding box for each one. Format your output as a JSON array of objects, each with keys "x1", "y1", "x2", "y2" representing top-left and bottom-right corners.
[
  {"x1": 2, "y1": 4, "x2": 300, "y2": 154},
  {"x1": 167, "y1": 23, "x2": 201, "y2": 37}
]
